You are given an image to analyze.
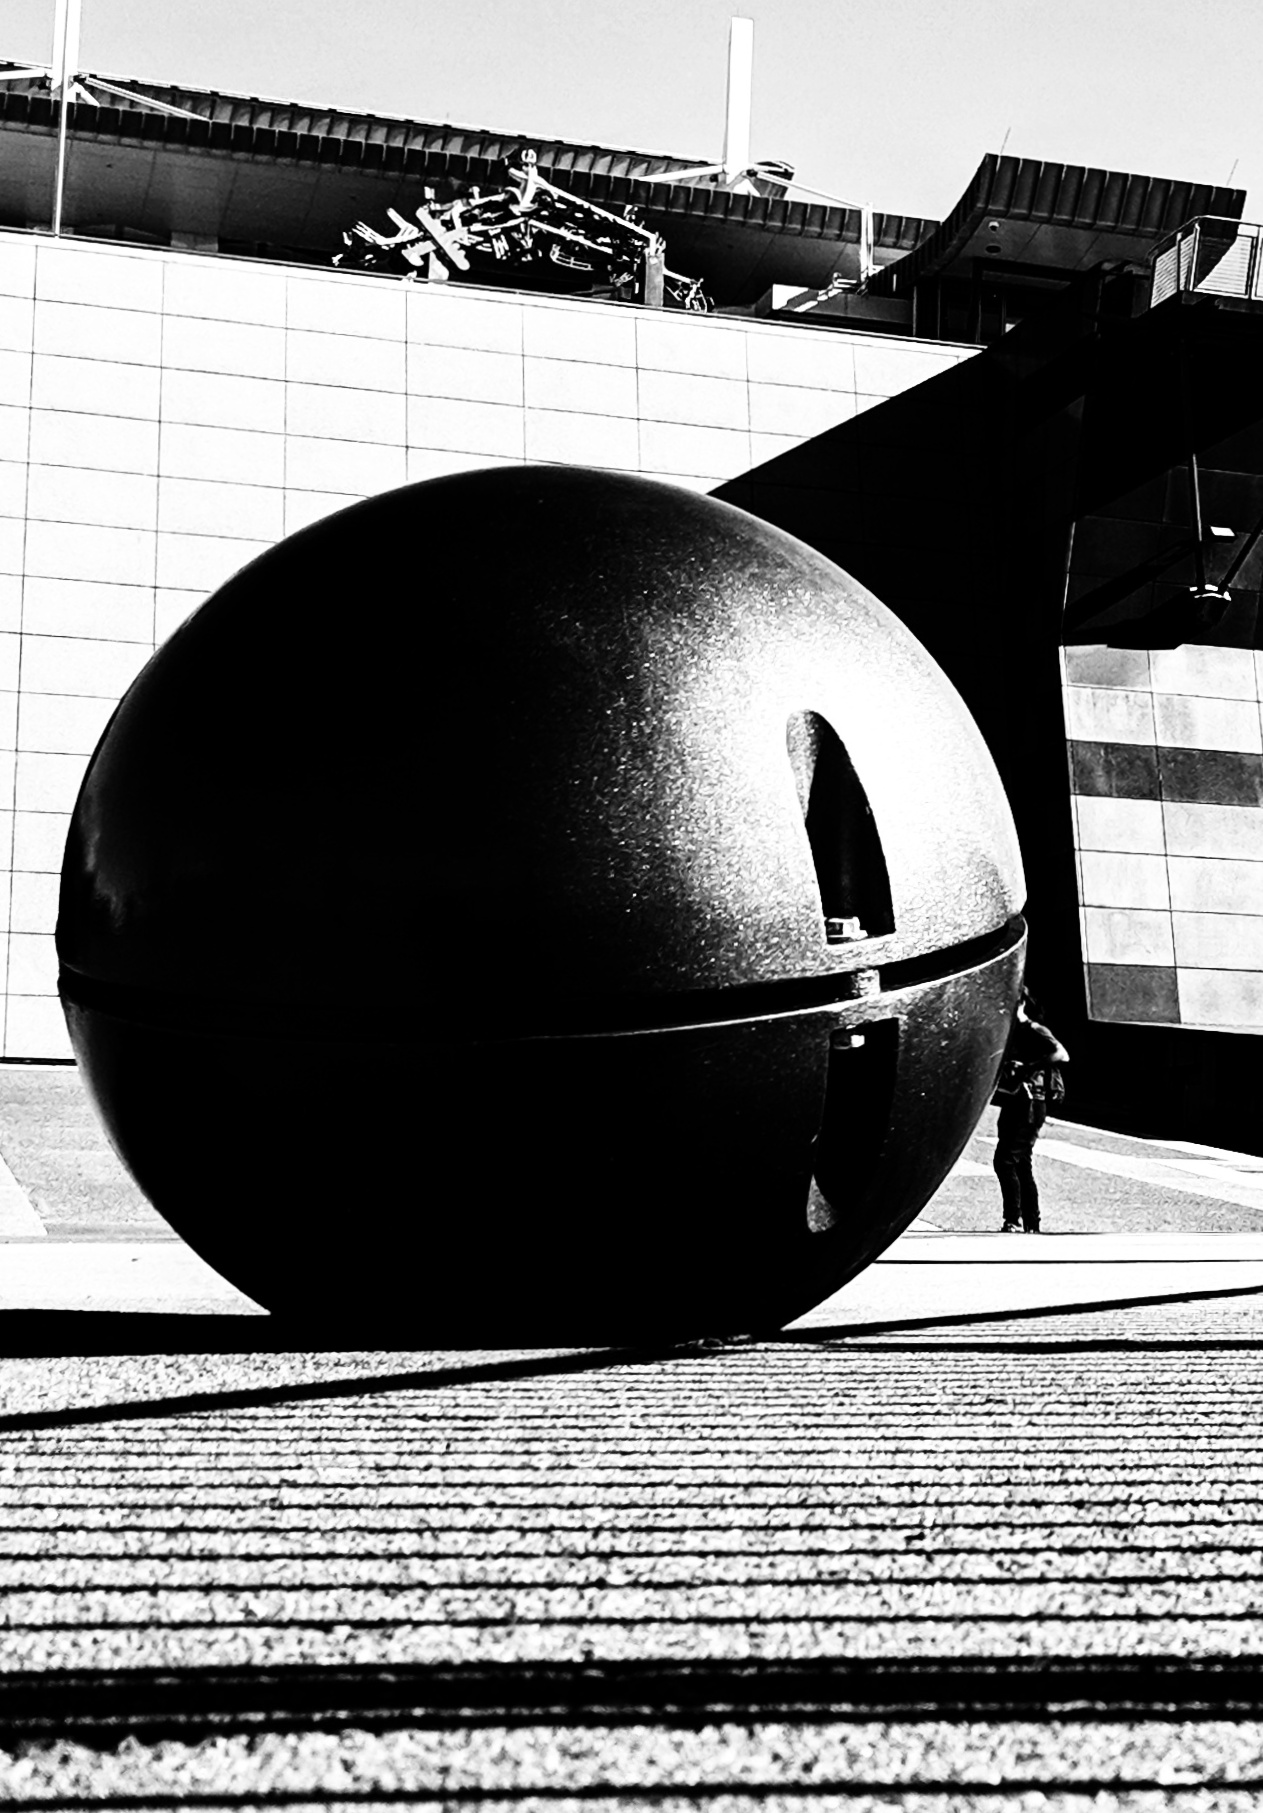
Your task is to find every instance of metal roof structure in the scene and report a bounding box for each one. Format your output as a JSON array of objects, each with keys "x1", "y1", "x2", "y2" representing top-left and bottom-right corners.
[
  {"x1": 0, "y1": 62, "x2": 1244, "y2": 321},
  {"x1": 867, "y1": 153, "x2": 1245, "y2": 297},
  {"x1": 0, "y1": 65, "x2": 931, "y2": 304}
]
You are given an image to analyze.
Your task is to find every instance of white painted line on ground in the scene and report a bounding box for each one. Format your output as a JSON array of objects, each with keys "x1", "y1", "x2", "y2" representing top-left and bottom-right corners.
[
  {"x1": 792, "y1": 1258, "x2": 1263, "y2": 1329},
  {"x1": 1035, "y1": 1138, "x2": 1263, "y2": 1213},
  {"x1": 1039, "y1": 1118, "x2": 1263, "y2": 1175},
  {"x1": 967, "y1": 1129, "x2": 1263, "y2": 1213},
  {"x1": 1087, "y1": 1126, "x2": 1263, "y2": 1168},
  {"x1": 0, "y1": 1150, "x2": 45, "y2": 1236}
]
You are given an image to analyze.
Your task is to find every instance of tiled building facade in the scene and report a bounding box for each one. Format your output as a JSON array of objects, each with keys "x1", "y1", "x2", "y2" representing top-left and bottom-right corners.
[
  {"x1": 0, "y1": 226, "x2": 975, "y2": 1059},
  {"x1": 1066, "y1": 642, "x2": 1263, "y2": 1030}
]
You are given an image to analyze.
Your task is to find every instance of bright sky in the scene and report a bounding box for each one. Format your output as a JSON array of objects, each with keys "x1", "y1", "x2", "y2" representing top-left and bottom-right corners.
[{"x1": 5, "y1": 0, "x2": 1262, "y2": 224}]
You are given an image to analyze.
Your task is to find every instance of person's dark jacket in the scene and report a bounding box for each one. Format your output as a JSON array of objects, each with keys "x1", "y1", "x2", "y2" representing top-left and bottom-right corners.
[{"x1": 995, "y1": 1016, "x2": 1068, "y2": 1109}]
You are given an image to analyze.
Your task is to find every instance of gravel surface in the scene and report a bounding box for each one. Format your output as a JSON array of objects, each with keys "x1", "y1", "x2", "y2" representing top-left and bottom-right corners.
[{"x1": 1, "y1": 1318, "x2": 1262, "y2": 1806}]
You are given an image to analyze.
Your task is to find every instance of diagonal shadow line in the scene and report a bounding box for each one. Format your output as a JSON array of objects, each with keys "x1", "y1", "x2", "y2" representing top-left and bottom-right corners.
[
  {"x1": 777, "y1": 1277, "x2": 1263, "y2": 1344},
  {"x1": 0, "y1": 1342, "x2": 720, "y2": 1436},
  {"x1": 5, "y1": 1536, "x2": 1260, "y2": 1556},
  {"x1": 10, "y1": 1790, "x2": 1263, "y2": 1811},
  {"x1": 10, "y1": 1786, "x2": 1263, "y2": 1810},
  {"x1": 885, "y1": 1257, "x2": 1263, "y2": 1266},
  {"x1": 4, "y1": 1281, "x2": 1260, "y2": 1433},
  {"x1": 15, "y1": 1611, "x2": 1263, "y2": 1635},
  {"x1": 3, "y1": 1656, "x2": 1262, "y2": 1729},
  {"x1": 16, "y1": 1516, "x2": 1254, "y2": 1541},
  {"x1": 3, "y1": 1568, "x2": 1247, "y2": 1595}
]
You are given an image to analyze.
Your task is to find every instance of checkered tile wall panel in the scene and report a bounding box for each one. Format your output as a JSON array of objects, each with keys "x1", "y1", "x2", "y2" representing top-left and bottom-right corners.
[{"x1": 1064, "y1": 644, "x2": 1263, "y2": 1030}]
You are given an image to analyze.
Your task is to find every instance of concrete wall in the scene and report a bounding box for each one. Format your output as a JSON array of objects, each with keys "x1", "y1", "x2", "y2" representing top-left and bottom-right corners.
[
  {"x1": 0, "y1": 228, "x2": 975, "y2": 1058},
  {"x1": 1065, "y1": 641, "x2": 1263, "y2": 1031}
]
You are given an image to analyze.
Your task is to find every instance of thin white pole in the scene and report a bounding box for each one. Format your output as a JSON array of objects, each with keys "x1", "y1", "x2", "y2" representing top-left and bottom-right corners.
[
  {"x1": 859, "y1": 204, "x2": 875, "y2": 282},
  {"x1": 722, "y1": 17, "x2": 753, "y2": 179},
  {"x1": 52, "y1": 0, "x2": 81, "y2": 237}
]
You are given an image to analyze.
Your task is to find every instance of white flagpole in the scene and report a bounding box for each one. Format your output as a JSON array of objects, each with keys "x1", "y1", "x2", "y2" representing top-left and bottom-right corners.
[
  {"x1": 52, "y1": 0, "x2": 82, "y2": 237},
  {"x1": 721, "y1": 17, "x2": 753, "y2": 180}
]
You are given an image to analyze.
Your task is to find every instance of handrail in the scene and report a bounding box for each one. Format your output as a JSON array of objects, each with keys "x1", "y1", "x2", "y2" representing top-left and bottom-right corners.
[{"x1": 1149, "y1": 215, "x2": 1263, "y2": 306}]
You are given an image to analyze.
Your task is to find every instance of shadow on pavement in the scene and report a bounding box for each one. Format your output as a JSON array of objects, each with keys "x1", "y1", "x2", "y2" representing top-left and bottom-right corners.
[
  {"x1": 3, "y1": 1657, "x2": 1261, "y2": 1737},
  {"x1": 0, "y1": 1335, "x2": 733, "y2": 1432},
  {"x1": 782, "y1": 1277, "x2": 1263, "y2": 1344}
]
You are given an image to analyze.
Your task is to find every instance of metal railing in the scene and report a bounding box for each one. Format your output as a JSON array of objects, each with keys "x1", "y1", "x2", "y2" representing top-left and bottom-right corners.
[{"x1": 1150, "y1": 216, "x2": 1263, "y2": 306}]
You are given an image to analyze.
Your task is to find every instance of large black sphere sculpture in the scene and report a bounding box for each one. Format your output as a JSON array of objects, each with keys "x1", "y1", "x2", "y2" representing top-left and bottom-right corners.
[{"x1": 58, "y1": 466, "x2": 1025, "y2": 1338}]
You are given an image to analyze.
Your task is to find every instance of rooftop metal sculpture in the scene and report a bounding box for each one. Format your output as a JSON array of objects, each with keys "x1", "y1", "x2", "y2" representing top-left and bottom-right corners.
[{"x1": 335, "y1": 147, "x2": 712, "y2": 310}]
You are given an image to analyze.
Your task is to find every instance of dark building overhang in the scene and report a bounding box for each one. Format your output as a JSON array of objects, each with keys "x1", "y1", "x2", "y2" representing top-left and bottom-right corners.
[
  {"x1": 0, "y1": 65, "x2": 932, "y2": 306},
  {"x1": 868, "y1": 152, "x2": 1245, "y2": 298}
]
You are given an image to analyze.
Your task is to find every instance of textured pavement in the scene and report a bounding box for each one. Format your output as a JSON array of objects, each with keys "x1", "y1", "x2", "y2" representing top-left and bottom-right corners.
[{"x1": 1, "y1": 1066, "x2": 1263, "y2": 1808}]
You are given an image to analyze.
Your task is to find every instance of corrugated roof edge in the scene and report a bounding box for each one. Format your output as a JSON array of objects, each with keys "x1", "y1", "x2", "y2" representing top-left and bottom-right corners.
[
  {"x1": 0, "y1": 62, "x2": 936, "y2": 252},
  {"x1": 0, "y1": 61, "x2": 790, "y2": 181},
  {"x1": 867, "y1": 152, "x2": 1246, "y2": 296}
]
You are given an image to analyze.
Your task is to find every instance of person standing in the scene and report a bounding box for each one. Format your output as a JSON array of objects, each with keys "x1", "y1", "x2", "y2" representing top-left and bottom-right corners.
[{"x1": 992, "y1": 988, "x2": 1068, "y2": 1234}]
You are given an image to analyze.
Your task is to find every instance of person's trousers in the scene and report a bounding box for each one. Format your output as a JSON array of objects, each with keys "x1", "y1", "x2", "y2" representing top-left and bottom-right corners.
[{"x1": 993, "y1": 1097, "x2": 1048, "y2": 1230}]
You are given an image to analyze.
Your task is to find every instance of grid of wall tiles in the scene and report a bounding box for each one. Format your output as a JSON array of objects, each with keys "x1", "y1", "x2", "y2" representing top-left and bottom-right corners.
[
  {"x1": 1064, "y1": 642, "x2": 1263, "y2": 1030},
  {"x1": 0, "y1": 227, "x2": 975, "y2": 1058}
]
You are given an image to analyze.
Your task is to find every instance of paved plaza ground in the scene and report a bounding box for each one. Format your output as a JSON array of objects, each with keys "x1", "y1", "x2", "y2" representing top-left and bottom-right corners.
[{"x1": 1, "y1": 1062, "x2": 1262, "y2": 1808}]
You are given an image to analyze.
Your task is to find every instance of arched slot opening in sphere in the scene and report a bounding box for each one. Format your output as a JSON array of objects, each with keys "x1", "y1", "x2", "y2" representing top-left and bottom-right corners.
[{"x1": 785, "y1": 709, "x2": 895, "y2": 944}]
